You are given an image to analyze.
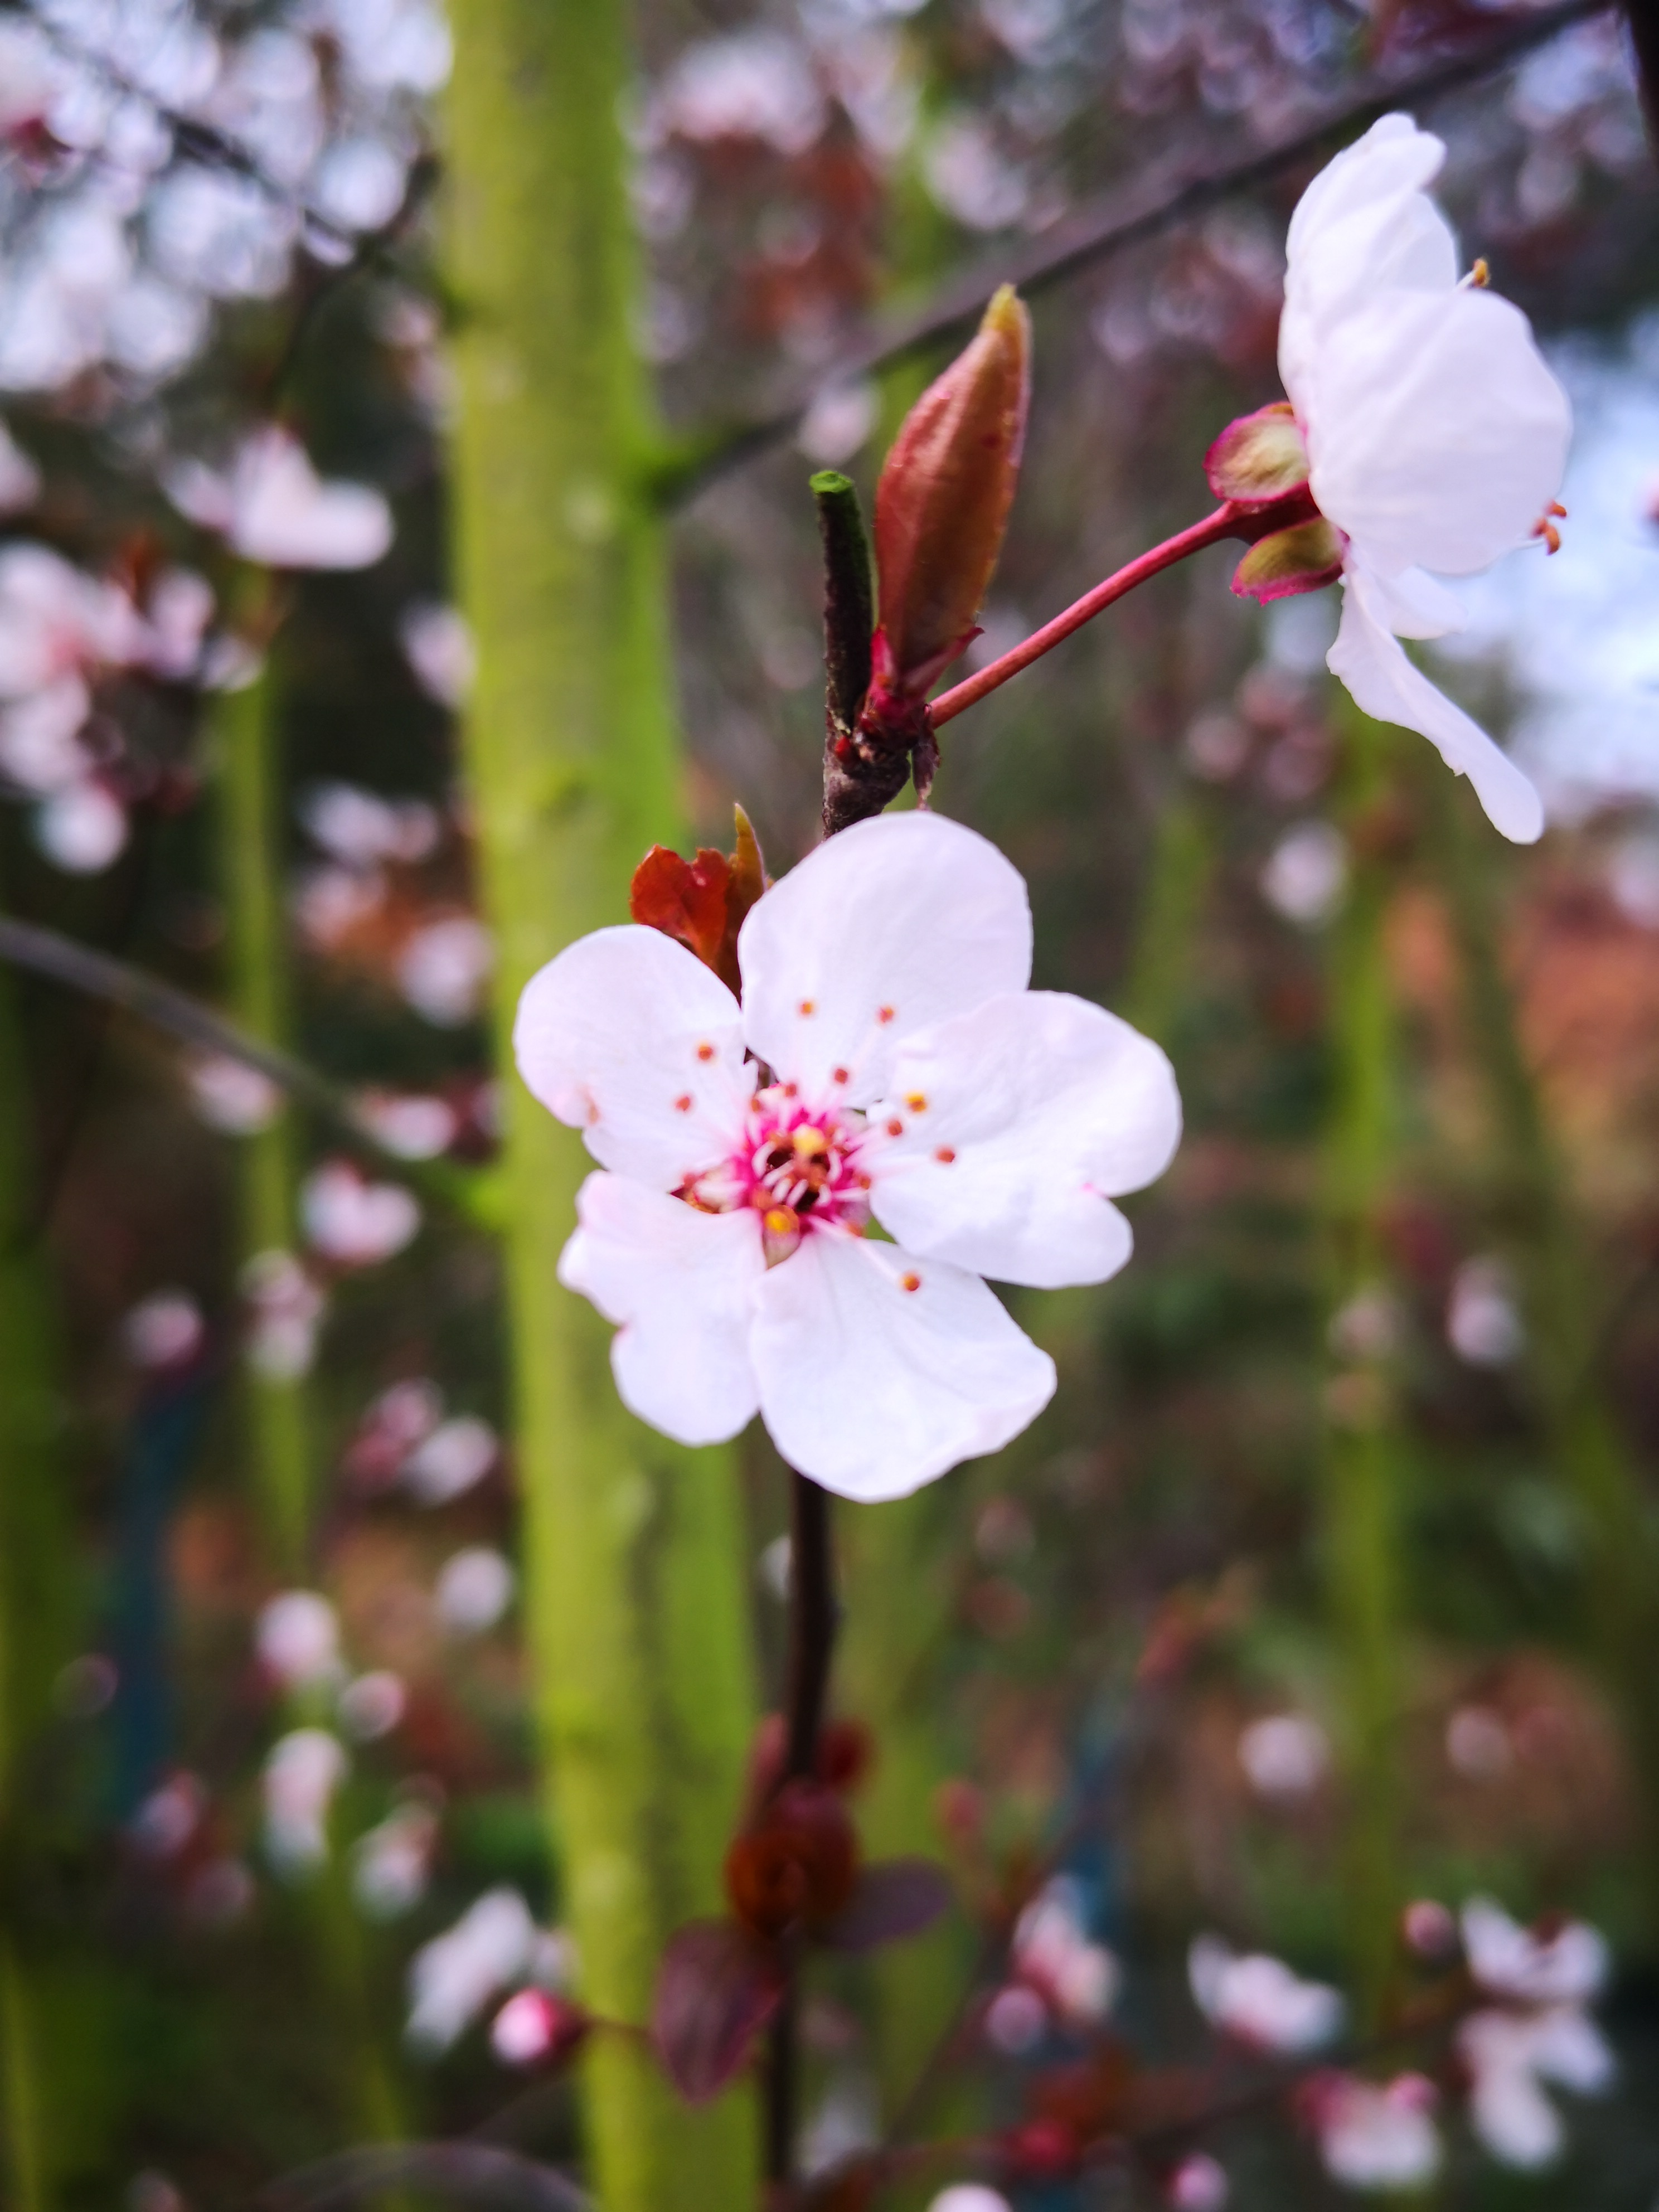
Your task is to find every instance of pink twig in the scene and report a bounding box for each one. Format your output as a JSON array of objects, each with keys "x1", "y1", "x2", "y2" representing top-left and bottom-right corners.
[{"x1": 927, "y1": 503, "x2": 1251, "y2": 729}]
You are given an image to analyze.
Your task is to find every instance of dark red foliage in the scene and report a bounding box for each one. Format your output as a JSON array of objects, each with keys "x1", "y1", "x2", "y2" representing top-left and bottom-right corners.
[
  {"x1": 651, "y1": 1919, "x2": 785, "y2": 2104},
  {"x1": 817, "y1": 1857, "x2": 954, "y2": 1953},
  {"x1": 628, "y1": 807, "x2": 767, "y2": 998},
  {"x1": 725, "y1": 1778, "x2": 858, "y2": 1939}
]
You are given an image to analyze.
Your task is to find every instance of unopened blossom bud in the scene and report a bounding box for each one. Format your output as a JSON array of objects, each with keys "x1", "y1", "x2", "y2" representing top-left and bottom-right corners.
[{"x1": 872, "y1": 285, "x2": 1031, "y2": 699}]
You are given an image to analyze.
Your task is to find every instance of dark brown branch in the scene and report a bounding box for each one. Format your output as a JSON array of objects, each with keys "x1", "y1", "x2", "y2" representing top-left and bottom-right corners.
[
  {"x1": 0, "y1": 914, "x2": 486, "y2": 1222},
  {"x1": 661, "y1": 0, "x2": 1614, "y2": 509},
  {"x1": 812, "y1": 470, "x2": 875, "y2": 744}
]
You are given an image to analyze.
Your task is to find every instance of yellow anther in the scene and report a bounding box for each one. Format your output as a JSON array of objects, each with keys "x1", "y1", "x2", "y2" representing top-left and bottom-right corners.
[
  {"x1": 763, "y1": 1206, "x2": 798, "y2": 1236},
  {"x1": 791, "y1": 1126, "x2": 829, "y2": 1159},
  {"x1": 1469, "y1": 257, "x2": 1490, "y2": 288}
]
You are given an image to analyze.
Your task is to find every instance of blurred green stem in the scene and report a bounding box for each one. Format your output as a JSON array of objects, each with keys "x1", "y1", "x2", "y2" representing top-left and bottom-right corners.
[
  {"x1": 214, "y1": 625, "x2": 405, "y2": 2148},
  {"x1": 1426, "y1": 769, "x2": 1659, "y2": 1929},
  {"x1": 1321, "y1": 710, "x2": 1406, "y2": 2024},
  {"x1": 444, "y1": 3, "x2": 759, "y2": 2204},
  {"x1": 0, "y1": 964, "x2": 69, "y2": 2212},
  {"x1": 216, "y1": 653, "x2": 311, "y2": 1575}
]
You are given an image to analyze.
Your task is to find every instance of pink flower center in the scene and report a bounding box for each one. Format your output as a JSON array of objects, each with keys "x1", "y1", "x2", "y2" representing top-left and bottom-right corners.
[{"x1": 681, "y1": 1081, "x2": 873, "y2": 1263}]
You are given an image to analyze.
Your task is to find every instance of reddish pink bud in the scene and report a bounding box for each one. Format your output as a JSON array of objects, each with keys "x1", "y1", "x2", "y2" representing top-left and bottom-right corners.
[
  {"x1": 874, "y1": 285, "x2": 1031, "y2": 696},
  {"x1": 1205, "y1": 401, "x2": 1311, "y2": 508},
  {"x1": 724, "y1": 1778, "x2": 859, "y2": 1939},
  {"x1": 1004, "y1": 2117, "x2": 1081, "y2": 2179},
  {"x1": 1230, "y1": 517, "x2": 1345, "y2": 604}
]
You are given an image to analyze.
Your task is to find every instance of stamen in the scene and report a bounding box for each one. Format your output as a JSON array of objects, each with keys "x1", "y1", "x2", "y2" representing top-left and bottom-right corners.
[
  {"x1": 900, "y1": 1271, "x2": 921, "y2": 1293},
  {"x1": 696, "y1": 1041, "x2": 715, "y2": 1063},
  {"x1": 792, "y1": 1127, "x2": 828, "y2": 1160},
  {"x1": 673, "y1": 1093, "x2": 693, "y2": 1113},
  {"x1": 934, "y1": 1146, "x2": 955, "y2": 1164},
  {"x1": 1464, "y1": 257, "x2": 1490, "y2": 289},
  {"x1": 877, "y1": 1005, "x2": 895, "y2": 1025}
]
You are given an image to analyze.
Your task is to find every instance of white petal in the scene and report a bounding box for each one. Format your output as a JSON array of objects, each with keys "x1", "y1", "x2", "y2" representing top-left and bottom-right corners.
[
  {"x1": 229, "y1": 428, "x2": 392, "y2": 571},
  {"x1": 737, "y1": 812, "x2": 1031, "y2": 1104},
  {"x1": 1286, "y1": 117, "x2": 1444, "y2": 268},
  {"x1": 1328, "y1": 570, "x2": 1542, "y2": 843},
  {"x1": 1530, "y1": 2007, "x2": 1614, "y2": 2096},
  {"x1": 750, "y1": 1232, "x2": 1054, "y2": 1501},
  {"x1": 514, "y1": 925, "x2": 750, "y2": 1186},
  {"x1": 1469, "y1": 2064, "x2": 1562, "y2": 2170},
  {"x1": 557, "y1": 1172, "x2": 763, "y2": 1447},
  {"x1": 1366, "y1": 564, "x2": 1467, "y2": 640},
  {"x1": 1281, "y1": 117, "x2": 1454, "y2": 409},
  {"x1": 1306, "y1": 289, "x2": 1569, "y2": 577},
  {"x1": 869, "y1": 991, "x2": 1180, "y2": 1289}
]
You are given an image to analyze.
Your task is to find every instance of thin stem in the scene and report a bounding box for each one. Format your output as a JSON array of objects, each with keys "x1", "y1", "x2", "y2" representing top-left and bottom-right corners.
[
  {"x1": 927, "y1": 505, "x2": 1244, "y2": 729},
  {"x1": 784, "y1": 1473, "x2": 837, "y2": 1779}
]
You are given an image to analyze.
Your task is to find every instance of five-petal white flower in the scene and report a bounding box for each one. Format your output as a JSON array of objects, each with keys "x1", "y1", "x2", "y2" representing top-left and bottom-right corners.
[
  {"x1": 1282, "y1": 114, "x2": 1571, "y2": 843},
  {"x1": 515, "y1": 812, "x2": 1180, "y2": 1502}
]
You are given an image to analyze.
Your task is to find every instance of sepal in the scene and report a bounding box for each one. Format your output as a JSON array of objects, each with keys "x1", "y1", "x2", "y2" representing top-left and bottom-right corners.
[
  {"x1": 1230, "y1": 517, "x2": 1345, "y2": 604},
  {"x1": 1205, "y1": 401, "x2": 1311, "y2": 507}
]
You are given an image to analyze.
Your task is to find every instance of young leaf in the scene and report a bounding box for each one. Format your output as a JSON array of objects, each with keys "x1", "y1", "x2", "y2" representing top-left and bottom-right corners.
[
  {"x1": 818, "y1": 1856, "x2": 954, "y2": 1953},
  {"x1": 874, "y1": 284, "x2": 1031, "y2": 696},
  {"x1": 651, "y1": 1919, "x2": 784, "y2": 2105}
]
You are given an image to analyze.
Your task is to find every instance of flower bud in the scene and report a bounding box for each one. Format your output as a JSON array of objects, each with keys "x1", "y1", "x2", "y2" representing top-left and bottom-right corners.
[
  {"x1": 873, "y1": 285, "x2": 1031, "y2": 697},
  {"x1": 1204, "y1": 400, "x2": 1311, "y2": 506}
]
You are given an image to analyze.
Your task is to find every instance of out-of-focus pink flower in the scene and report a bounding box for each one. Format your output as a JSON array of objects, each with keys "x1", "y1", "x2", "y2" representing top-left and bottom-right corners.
[
  {"x1": 353, "y1": 1799, "x2": 438, "y2": 1920},
  {"x1": 300, "y1": 779, "x2": 440, "y2": 868},
  {"x1": 167, "y1": 426, "x2": 391, "y2": 570},
  {"x1": 262, "y1": 1727, "x2": 347, "y2": 1873},
  {"x1": 343, "y1": 1376, "x2": 443, "y2": 1489},
  {"x1": 0, "y1": 420, "x2": 41, "y2": 513},
  {"x1": 649, "y1": 29, "x2": 825, "y2": 154},
  {"x1": 434, "y1": 1546, "x2": 516, "y2": 1636},
  {"x1": 129, "y1": 1771, "x2": 207, "y2": 1860},
  {"x1": 1005, "y1": 1876, "x2": 1119, "y2": 2030},
  {"x1": 1165, "y1": 2151, "x2": 1229, "y2": 2210},
  {"x1": 1302, "y1": 2071, "x2": 1440, "y2": 2192},
  {"x1": 399, "y1": 602, "x2": 476, "y2": 707},
  {"x1": 1238, "y1": 1713, "x2": 1329, "y2": 1799},
  {"x1": 1458, "y1": 2004, "x2": 1614, "y2": 2169},
  {"x1": 123, "y1": 1288, "x2": 205, "y2": 1370},
  {"x1": 397, "y1": 915, "x2": 494, "y2": 1026},
  {"x1": 925, "y1": 2190, "x2": 1013, "y2": 2212},
  {"x1": 255, "y1": 1590, "x2": 342, "y2": 1691},
  {"x1": 35, "y1": 778, "x2": 128, "y2": 873},
  {"x1": 405, "y1": 1887, "x2": 538, "y2": 2052},
  {"x1": 337, "y1": 1670, "x2": 406, "y2": 1742},
  {"x1": 1447, "y1": 1258, "x2": 1524, "y2": 1367},
  {"x1": 1462, "y1": 1898, "x2": 1608, "y2": 2006},
  {"x1": 354, "y1": 1091, "x2": 458, "y2": 1161},
  {"x1": 403, "y1": 1415, "x2": 498, "y2": 1507},
  {"x1": 241, "y1": 1249, "x2": 326, "y2": 1380},
  {"x1": 1189, "y1": 1934, "x2": 1344, "y2": 2054},
  {"x1": 301, "y1": 1160, "x2": 421, "y2": 1268},
  {"x1": 1401, "y1": 1899, "x2": 1457, "y2": 1958},
  {"x1": 188, "y1": 1053, "x2": 282, "y2": 1135},
  {"x1": 1260, "y1": 822, "x2": 1346, "y2": 926}
]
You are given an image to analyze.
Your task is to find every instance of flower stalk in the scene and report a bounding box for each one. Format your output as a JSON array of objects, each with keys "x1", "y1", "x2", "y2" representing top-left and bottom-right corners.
[
  {"x1": 444, "y1": 1, "x2": 759, "y2": 2203},
  {"x1": 926, "y1": 502, "x2": 1264, "y2": 730}
]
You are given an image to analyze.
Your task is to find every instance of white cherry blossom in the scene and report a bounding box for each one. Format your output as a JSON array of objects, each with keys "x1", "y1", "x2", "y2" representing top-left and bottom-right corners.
[
  {"x1": 1280, "y1": 114, "x2": 1571, "y2": 843},
  {"x1": 1189, "y1": 1934, "x2": 1344, "y2": 2054},
  {"x1": 1461, "y1": 1896, "x2": 1607, "y2": 2005},
  {"x1": 406, "y1": 1886, "x2": 538, "y2": 2053},
  {"x1": 515, "y1": 812, "x2": 1181, "y2": 1502},
  {"x1": 1306, "y1": 2072, "x2": 1440, "y2": 2192},
  {"x1": 1458, "y1": 2003, "x2": 1614, "y2": 2169},
  {"x1": 167, "y1": 425, "x2": 392, "y2": 570}
]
